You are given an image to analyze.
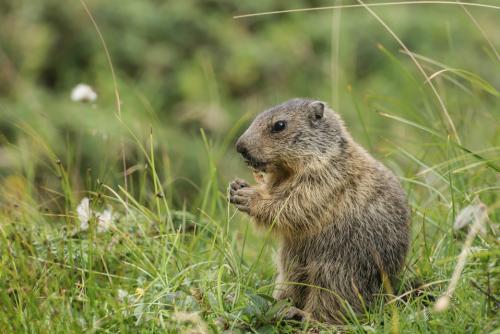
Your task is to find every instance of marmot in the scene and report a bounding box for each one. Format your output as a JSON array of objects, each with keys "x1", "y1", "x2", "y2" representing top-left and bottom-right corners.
[{"x1": 229, "y1": 98, "x2": 410, "y2": 324}]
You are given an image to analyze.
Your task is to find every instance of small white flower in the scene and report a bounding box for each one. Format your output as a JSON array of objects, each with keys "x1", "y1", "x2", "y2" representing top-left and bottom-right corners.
[
  {"x1": 453, "y1": 202, "x2": 488, "y2": 234},
  {"x1": 117, "y1": 289, "x2": 129, "y2": 302},
  {"x1": 76, "y1": 198, "x2": 115, "y2": 233},
  {"x1": 97, "y1": 207, "x2": 114, "y2": 233},
  {"x1": 77, "y1": 197, "x2": 91, "y2": 231},
  {"x1": 71, "y1": 84, "x2": 97, "y2": 102}
]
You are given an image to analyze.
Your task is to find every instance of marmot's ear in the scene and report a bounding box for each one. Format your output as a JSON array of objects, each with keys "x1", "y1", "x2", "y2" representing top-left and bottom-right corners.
[{"x1": 309, "y1": 101, "x2": 325, "y2": 126}]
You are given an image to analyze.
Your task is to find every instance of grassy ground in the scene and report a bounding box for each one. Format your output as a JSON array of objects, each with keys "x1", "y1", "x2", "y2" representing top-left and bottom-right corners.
[{"x1": 1, "y1": 1, "x2": 499, "y2": 333}]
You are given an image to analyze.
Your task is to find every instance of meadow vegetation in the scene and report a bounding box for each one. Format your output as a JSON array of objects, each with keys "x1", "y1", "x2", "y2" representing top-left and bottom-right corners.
[{"x1": 0, "y1": 1, "x2": 498, "y2": 332}]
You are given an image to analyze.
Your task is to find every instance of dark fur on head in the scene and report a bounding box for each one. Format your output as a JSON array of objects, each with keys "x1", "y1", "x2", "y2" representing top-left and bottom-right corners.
[{"x1": 229, "y1": 98, "x2": 410, "y2": 324}]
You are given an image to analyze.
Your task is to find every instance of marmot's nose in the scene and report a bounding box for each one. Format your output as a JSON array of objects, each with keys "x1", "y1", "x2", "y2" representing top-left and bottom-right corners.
[
  {"x1": 235, "y1": 139, "x2": 248, "y2": 156},
  {"x1": 236, "y1": 140, "x2": 248, "y2": 154}
]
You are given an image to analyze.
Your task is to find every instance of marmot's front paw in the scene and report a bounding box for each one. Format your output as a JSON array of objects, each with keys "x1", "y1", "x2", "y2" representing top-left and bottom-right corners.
[
  {"x1": 228, "y1": 179, "x2": 256, "y2": 214},
  {"x1": 229, "y1": 178, "x2": 249, "y2": 190}
]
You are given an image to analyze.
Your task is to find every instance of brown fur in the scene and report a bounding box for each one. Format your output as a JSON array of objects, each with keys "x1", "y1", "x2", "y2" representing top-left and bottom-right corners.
[{"x1": 229, "y1": 98, "x2": 410, "y2": 324}]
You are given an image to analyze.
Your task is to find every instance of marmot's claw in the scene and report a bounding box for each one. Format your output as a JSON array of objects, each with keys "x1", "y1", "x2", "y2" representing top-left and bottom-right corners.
[
  {"x1": 230, "y1": 178, "x2": 249, "y2": 191},
  {"x1": 228, "y1": 179, "x2": 254, "y2": 214},
  {"x1": 229, "y1": 194, "x2": 248, "y2": 205},
  {"x1": 228, "y1": 179, "x2": 250, "y2": 202},
  {"x1": 229, "y1": 188, "x2": 253, "y2": 204}
]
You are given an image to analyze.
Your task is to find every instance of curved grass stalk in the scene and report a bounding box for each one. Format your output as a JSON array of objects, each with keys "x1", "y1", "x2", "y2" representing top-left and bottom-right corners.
[{"x1": 234, "y1": 1, "x2": 500, "y2": 19}]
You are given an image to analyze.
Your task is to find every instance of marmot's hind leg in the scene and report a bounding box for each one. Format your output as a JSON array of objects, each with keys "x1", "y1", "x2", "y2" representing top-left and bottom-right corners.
[
  {"x1": 273, "y1": 254, "x2": 309, "y2": 309},
  {"x1": 273, "y1": 270, "x2": 309, "y2": 307},
  {"x1": 303, "y1": 286, "x2": 361, "y2": 324},
  {"x1": 278, "y1": 305, "x2": 311, "y2": 322}
]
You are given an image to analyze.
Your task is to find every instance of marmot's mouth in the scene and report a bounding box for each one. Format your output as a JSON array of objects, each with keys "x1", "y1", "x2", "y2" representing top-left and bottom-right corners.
[
  {"x1": 240, "y1": 151, "x2": 268, "y2": 172},
  {"x1": 244, "y1": 158, "x2": 268, "y2": 172}
]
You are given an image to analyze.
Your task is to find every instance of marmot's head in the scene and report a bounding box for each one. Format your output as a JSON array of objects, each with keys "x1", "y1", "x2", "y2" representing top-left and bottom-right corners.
[{"x1": 235, "y1": 98, "x2": 348, "y2": 174}]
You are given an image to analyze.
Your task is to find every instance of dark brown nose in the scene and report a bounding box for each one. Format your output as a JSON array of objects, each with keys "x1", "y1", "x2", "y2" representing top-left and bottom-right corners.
[
  {"x1": 235, "y1": 138, "x2": 246, "y2": 154},
  {"x1": 235, "y1": 139, "x2": 251, "y2": 160}
]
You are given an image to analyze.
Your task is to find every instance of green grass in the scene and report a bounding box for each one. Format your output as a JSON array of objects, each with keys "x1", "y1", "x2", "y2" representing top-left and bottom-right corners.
[
  {"x1": 0, "y1": 1, "x2": 499, "y2": 333},
  {"x1": 1, "y1": 98, "x2": 498, "y2": 333}
]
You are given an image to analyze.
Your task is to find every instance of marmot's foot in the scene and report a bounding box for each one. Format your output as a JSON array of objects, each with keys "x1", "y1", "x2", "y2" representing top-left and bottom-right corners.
[
  {"x1": 278, "y1": 306, "x2": 311, "y2": 322},
  {"x1": 228, "y1": 179, "x2": 255, "y2": 214}
]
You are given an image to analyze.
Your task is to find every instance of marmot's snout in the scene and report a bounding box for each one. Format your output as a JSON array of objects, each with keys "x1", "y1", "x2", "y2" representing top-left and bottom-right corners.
[
  {"x1": 235, "y1": 137, "x2": 248, "y2": 157},
  {"x1": 236, "y1": 136, "x2": 267, "y2": 170},
  {"x1": 235, "y1": 137, "x2": 254, "y2": 163}
]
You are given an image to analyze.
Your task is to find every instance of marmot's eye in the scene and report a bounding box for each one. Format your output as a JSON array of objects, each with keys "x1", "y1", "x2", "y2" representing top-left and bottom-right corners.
[{"x1": 272, "y1": 120, "x2": 287, "y2": 133}]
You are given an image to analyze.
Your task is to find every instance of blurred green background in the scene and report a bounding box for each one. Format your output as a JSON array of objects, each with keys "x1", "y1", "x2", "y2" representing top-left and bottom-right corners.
[{"x1": 0, "y1": 0, "x2": 498, "y2": 208}]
